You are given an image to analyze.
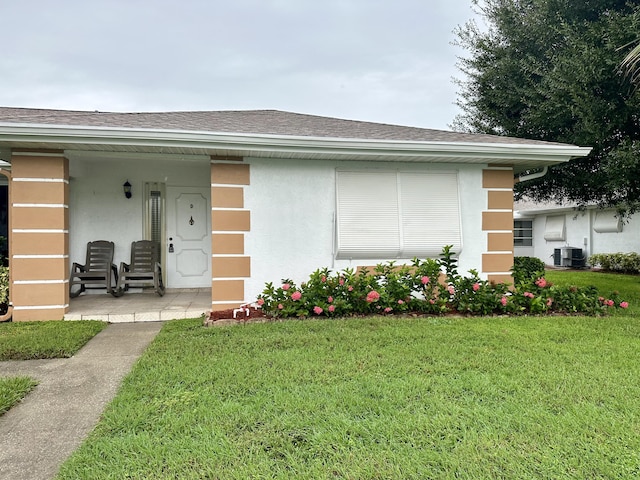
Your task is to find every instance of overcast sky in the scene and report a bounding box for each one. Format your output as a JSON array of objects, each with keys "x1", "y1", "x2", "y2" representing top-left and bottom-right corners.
[{"x1": 1, "y1": 0, "x2": 481, "y2": 130}]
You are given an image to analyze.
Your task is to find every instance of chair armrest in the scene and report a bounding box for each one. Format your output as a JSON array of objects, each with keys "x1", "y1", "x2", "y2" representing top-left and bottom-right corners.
[{"x1": 71, "y1": 263, "x2": 86, "y2": 272}]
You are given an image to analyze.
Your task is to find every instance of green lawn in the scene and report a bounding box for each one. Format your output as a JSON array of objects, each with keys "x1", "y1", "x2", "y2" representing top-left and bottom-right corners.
[
  {"x1": 56, "y1": 270, "x2": 640, "y2": 479},
  {"x1": 0, "y1": 376, "x2": 38, "y2": 416},
  {"x1": 0, "y1": 320, "x2": 107, "y2": 360}
]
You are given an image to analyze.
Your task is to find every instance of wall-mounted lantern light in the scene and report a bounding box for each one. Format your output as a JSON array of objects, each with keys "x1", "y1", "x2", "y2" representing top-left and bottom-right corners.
[{"x1": 123, "y1": 180, "x2": 132, "y2": 199}]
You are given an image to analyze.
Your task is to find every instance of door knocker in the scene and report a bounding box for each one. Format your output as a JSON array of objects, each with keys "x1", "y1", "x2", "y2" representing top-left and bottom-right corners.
[{"x1": 189, "y1": 216, "x2": 195, "y2": 226}]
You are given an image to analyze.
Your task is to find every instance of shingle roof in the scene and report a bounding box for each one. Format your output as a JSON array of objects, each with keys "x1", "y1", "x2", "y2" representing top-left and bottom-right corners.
[{"x1": 0, "y1": 107, "x2": 569, "y2": 146}]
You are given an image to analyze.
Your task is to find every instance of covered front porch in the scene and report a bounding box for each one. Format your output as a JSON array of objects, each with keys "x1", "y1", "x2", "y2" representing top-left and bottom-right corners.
[{"x1": 64, "y1": 288, "x2": 211, "y2": 323}]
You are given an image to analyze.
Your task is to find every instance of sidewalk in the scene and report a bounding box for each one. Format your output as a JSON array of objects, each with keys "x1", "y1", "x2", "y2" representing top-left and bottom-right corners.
[{"x1": 0, "y1": 322, "x2": 163, "y2": 480}]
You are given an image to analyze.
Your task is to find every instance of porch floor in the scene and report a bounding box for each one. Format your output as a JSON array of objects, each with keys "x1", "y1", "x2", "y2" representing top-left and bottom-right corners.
[{"x1": 65, "y1": 288, "x2": 211, "y2": 323}]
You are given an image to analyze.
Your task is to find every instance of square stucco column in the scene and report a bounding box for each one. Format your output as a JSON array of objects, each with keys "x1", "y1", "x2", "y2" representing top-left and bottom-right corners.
[
  {"x1": 482, "y1": 167, "x2": 515, "y2": 285},
  {"x1": 210, "y1": 157, "x2": 251, "y2": 312},
  {"x1": 10, "y1": 151, "x2": 69, "y2": 321}
]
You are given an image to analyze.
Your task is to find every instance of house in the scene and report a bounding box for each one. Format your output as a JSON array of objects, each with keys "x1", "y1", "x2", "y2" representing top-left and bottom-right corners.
[
  {"x1": 514, "y1": 200, "x2": 639, "y2": 267},
  {"x1": 0, "y1": 107, "x2": 591, "y2": 321}
]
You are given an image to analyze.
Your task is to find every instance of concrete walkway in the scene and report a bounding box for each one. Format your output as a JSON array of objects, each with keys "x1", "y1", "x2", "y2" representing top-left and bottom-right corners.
[{"x1": 0, "y1": 322, "x2": 163, "y2": 480}]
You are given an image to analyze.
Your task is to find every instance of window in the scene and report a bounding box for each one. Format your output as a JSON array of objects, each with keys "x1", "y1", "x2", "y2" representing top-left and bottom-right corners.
[
  {"x1": 514, "y1": 219, "x2": 533, "y2": 246},
  {"x1": 335, "y1": 171, "x2": 461, "y2": 259}
]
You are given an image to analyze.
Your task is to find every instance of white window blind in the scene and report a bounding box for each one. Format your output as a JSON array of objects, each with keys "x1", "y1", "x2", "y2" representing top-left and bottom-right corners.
[
  {"x1": 544, "y1": 215, "x2": 566, "y2": 241},
  {"x1": 336, "y1": 171, "x2": 461, "y2": 259}
]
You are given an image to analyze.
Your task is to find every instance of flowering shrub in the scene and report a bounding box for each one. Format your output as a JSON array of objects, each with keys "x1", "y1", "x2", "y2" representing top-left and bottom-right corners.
[{"x1": 257, "y1": 246, "x2": 629, "y2": 319}]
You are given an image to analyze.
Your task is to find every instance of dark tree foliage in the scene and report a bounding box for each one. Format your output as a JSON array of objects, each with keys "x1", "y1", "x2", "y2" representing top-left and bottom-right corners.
[{"x1": 454, "y1": 0, "x2": 640, "y2": 213}]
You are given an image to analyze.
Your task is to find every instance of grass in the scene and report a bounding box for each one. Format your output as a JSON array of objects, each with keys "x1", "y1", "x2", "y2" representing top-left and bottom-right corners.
[
  {"x1": 0, "y1": 320, "x2": 107, "y2": 360},
  {"x1": 0, "y1": 376, "x2": 38, "y2": 416},
  {"x1": 56, "y1": 269, "x2": 640, "y2": 479}
]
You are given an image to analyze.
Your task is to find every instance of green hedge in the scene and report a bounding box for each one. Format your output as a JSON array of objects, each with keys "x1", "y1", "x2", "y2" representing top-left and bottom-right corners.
[{"x1": 589, "y1": 253, "x2": 640, "y2": 274}]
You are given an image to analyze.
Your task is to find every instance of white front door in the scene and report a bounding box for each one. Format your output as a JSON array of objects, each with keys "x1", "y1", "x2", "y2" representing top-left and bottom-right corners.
[{"x1": 166, "y1": 186, "x2": 211, "y2": 288}]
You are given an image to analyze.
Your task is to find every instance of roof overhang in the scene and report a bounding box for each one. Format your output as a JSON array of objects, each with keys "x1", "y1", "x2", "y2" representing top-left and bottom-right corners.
[{"x1": 0, "y1": 123, "x2": 592, "y2": 171}]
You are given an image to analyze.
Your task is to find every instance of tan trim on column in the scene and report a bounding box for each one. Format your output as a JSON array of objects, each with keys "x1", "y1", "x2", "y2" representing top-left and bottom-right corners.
[
  {"x1": 482, "y1": 169, "x2": 515, "y2": 189},
  {"x1": 211, "y1": 160, "x2": 251, "y2": 311},
  {"x1": 211, "y1": 163, "x2": 250, "y2": 185},
  {"x1": 487, "y1": 232, "x2": 514, "y2": 252},
  {"x1": 212, "y1": 187, "x2": 244, "y2": 208},
  {"x1": 212, "y1": 280, "x2": 245, "y2": 301},
  {"x1": 487, "y1": 190, "x2": 513, "y2": 210},
  {"x1": 482, "y1": 167, "x2": 514, "y2": 282},
  {"x1": 12, "y1": 232, "x2": 68, "y2": 255},
  {"x1": 482, "y1": 211, "x2": 513, "y2": 231},
  {"x1": 10, "y1": 153, "x2": 69, "y2": 321},
  {"x1": 212, "y1": 234, "x2": 244, "y2": 254},
  {"x1": 482, "y1": 253, "x2": 514, "y2": 273},
  {"x1": 211, "y1": 210, "x2": 250, "y2": 231},
  {"x1": 212, "y1": 256, "x2": 251, "y2": 278}
]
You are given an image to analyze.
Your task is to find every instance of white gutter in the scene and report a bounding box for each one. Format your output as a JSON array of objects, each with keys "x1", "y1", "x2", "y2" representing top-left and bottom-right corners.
[
  {"x1": 517, "y1": 166, "x2": 548, "y2": 182},
  {"x1": 0, "y1": 123, "x2": 593, "y2": 163}
]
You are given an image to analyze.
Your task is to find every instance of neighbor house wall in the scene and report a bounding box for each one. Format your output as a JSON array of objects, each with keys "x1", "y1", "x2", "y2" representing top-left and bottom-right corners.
[{"x1": 524, "y1": 209, "x2": 640, "y2": 266}]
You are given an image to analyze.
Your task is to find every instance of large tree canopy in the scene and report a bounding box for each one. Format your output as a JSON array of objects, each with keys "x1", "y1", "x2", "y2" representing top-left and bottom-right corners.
[{"x1": 454, "y1": 0, "x2": 640, "y2": 213}]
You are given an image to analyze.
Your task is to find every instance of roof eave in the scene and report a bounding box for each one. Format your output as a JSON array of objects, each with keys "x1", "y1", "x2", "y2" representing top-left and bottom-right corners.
[{"x1": 0, "y1": 123, "x2": 592, "y2": 166}]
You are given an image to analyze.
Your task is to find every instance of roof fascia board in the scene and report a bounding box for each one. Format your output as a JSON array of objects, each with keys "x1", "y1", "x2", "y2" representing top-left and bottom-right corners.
[{"x1": 0, "y1": 123, "x2": 592, "y2": 164}]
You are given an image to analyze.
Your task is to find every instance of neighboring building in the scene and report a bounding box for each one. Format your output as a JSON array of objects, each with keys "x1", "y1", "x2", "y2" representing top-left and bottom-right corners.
[
  {"x1": 0, "y1": 107, "x2": 591, "y2": 321},
  {"x1": 514, "y1": 200, "x2": 639, "y2": 267}
]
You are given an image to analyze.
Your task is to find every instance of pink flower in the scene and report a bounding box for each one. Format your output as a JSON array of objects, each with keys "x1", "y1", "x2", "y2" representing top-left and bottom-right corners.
[
  {"x1": 500, "y1": 296, "x2": 508, "y2": 306},
  {"x1": 348, "y1": 286, "x2": 354, "y2": 292},
  {"x1": 278, "y1": 303, "x2": 284, "y2": 310},
  {"x1": 321, "y1": 275, "x2": 327, "y2": 283},
  {"x1": 620, "y1": 301, "x2": 629, "y2": 309},
  {"x1": 257, "y1": 298, "x2": 265, "y2": 306},
  {"x1": 421, "y1": 276, "x2": 430, "y2": 285},
  {"x1": 429, "y1": 299, "x2": 435, "y2": 305},
  {"x1": 282, "y1": 283, "x2": 290, "y2": 291},
  {"x1": 398, "y1": 299, "x2": 404, "y2": 305},
  {"x1": 546, "y1": 298, "x2": 553, "y2": 307},
  {"x1": 328, "y1": 305, "x2": 335, "y2": 313},
  {"x1": 606, "y1": 299, "x2": 615, "y2": 307},
  {"x1": 472, "y1": 283, "x2": 480, "y2": 292},
  {"x1": 535, "y1": 278, "x2": 547, "y2": 288},
  {"x1": 384, "y1": 307, "x2": 392, "y2": 313},
  {"x1": 291, "y1": 291, "x2": 302, "y2": 301},
  {"x1": 313, "y1": 306, "x2": 323, "y2": 315},
  {"x1": 524, "y1": 292, "x2": 534, "y2": 299},
  {"x1": 366, "y1": 290, "x2": 380, "y2": 302},
  {"x1": 328, "y1": 296, "x2": 334, "y2": 303},
  {"x1": 447, "y1": 285, "x2": 455, "y2": 295},
  {"x1": 599, "y1": 296, "x2": 605, "y2": 302},
  {"x1": 339, "y1": 278, "x2": 345, "y2": 286}
]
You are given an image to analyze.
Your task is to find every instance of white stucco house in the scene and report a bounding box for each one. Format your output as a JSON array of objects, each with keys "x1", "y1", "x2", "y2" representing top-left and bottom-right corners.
[
  {"x1": 0, "y1": 107, "x2": 591, "y2": 321},
  {"x1": 514, "y1": 200, "x2": 639, "y2": 267}
]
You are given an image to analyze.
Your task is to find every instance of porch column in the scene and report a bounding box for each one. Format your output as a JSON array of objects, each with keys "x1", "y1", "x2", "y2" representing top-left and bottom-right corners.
[
  {"x1": 10, "y1": 150, "x2": 69, "y2": 321},
  {"x1": 481, "y1": 166, "x2": 515, "y2": 284},
  {"x1": 210, "y1": 157, "x2": 251, "y2": 311}
]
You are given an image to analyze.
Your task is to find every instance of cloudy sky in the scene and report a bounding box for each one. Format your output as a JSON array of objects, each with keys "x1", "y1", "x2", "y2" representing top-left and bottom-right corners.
[{"x1": 1, "y1": 0, "x2": 481, "y2": 130}]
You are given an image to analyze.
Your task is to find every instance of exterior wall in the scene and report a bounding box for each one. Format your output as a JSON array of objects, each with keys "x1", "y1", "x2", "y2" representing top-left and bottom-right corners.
[
  {"x1": 10, "y1": 151, "x2": 69, "y2": 321},
  {"x1": 239, "y1": 157, "x2": 501, "y2": 305},
  {"x1": 522, "y1": 209, "x2": 640, "y2": 266}
]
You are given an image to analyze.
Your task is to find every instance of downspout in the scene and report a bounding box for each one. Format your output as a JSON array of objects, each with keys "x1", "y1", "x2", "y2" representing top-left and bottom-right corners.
[
  {"x1": 517, "y1": 166, "x2": 548, "y2": 183},
  {"x1": 0, "y1": 167, "x2": 11, "y2": 322}
]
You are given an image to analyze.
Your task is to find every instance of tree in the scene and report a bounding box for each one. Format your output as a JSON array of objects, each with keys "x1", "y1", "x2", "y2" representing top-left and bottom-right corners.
[{"x1": 454, "y1": 0, "x2": 640, "y2": 213}]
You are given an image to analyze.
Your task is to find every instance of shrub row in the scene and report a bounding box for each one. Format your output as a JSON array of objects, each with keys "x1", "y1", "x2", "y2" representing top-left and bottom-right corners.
[
  {"x1": 589, "y1": 252, "x2": 640, "y2": 274},
  {"x1": 258, "y1": 247, "x2": 628, "y2": 318}
]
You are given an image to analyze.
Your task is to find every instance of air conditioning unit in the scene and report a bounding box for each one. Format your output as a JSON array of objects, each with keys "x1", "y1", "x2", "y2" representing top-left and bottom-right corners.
[{"x1": 553, "y1": 247, "x2": 585, "y2": 268}]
